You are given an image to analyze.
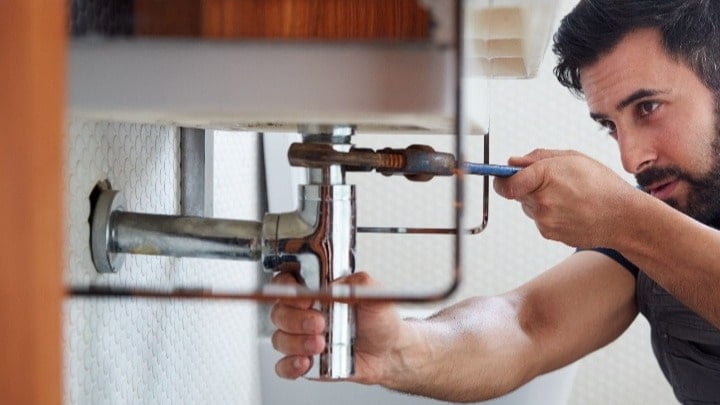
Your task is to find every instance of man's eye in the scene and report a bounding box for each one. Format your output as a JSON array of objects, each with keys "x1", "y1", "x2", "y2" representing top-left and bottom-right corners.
[
  {"x1": 599, "y1": 119, "x2": 617, "y2": 135},
  {"x1": 638, "y1": 101, "x2": 660, "y2": 117}
]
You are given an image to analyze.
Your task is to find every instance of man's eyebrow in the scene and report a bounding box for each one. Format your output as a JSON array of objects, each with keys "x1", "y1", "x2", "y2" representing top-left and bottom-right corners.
[
  {"x1": 588, "y1": 88, "x2": 668, "y2": 121},
  {"x1": 616, "y1": 89, "x2": 667, "y2": 110}
]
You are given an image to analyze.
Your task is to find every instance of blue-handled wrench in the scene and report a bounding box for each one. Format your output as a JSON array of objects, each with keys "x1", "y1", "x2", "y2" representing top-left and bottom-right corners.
[{"x1": 462, "y1": 162, "x2": 521, "y2": 177}]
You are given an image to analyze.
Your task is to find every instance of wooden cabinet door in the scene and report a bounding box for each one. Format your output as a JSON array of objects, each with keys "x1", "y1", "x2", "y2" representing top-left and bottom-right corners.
[
  {"x1": 135, "y1": 0, "x2": 430, "y2": 40},
  {"x1": 0, "y1": 2, "x2": 65, "y2": 403}
]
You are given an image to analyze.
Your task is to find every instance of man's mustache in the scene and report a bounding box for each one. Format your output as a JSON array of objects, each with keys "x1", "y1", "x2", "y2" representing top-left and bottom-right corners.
[{"x1": 635, "y1": 166, "x2": 685, "y2": 190}]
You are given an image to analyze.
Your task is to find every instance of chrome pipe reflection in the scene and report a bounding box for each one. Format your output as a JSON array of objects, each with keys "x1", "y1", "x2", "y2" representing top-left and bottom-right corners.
[{"x1": 263, "y1": 130, "x2": 357, "y2": 380}]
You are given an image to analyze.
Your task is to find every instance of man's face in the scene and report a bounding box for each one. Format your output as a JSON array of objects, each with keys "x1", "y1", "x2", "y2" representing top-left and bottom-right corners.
[{"x1": 579, "y1": 29, "x2": 720, "y2": 226}]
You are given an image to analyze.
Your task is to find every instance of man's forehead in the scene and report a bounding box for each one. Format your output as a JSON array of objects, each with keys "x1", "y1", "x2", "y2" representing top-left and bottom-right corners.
[{"x1": 579, "y1": 30, "x2": 671, "y2": 109}]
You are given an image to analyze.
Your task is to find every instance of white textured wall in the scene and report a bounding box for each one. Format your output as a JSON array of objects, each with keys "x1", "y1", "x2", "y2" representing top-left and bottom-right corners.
[{"x1": 63, "y1": 121, "x2": 262, "y2": 404}]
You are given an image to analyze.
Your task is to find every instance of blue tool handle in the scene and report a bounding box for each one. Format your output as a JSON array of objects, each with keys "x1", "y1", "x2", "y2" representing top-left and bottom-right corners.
[{"x1": 463, "y1": 162, "x2": 521, "y2": 177}]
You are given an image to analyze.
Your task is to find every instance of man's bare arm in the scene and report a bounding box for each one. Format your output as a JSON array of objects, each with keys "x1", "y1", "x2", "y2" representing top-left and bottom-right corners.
[{"x1": 378, "y1": 251, "x2": 637, "y2": 402}]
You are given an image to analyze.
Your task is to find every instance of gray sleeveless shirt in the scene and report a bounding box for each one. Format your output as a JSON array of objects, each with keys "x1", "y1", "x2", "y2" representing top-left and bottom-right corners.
[
  {"x1": 590, "y1": 247, "x2": 720, "y2": 402},
  {"x1": 636, "y1": 270, "x2": 720, "y2": 403}
]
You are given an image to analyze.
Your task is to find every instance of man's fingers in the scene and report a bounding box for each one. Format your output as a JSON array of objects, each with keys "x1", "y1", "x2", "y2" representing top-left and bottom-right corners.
[
  {"x1": 271, "y1": 272, "x2": 314, "y2": 309},
  {"x1": 507, "y1": 148, "x2": 578, "y2": 166},
  {"x1": 275, "y1": 355, "x2": 313, "y2": 380},
  {"x1": 493, "y1": 165, "x2": 544, "y2": 200},
  {"x1": 270, "y1": 304, "x2": 326, "y2": 334},
  {"x1": 519, "y1": 198, "x2": 537, "y2": 220},
  {"x1": 495, "y1": 151, "x2": 553, "y2": 200},
  {"x1": 271, "y1": 330, "x2": 326, "y2": 356},
  {"x1": 335, "y1": 271, "x2": 376, "y2": 287}
]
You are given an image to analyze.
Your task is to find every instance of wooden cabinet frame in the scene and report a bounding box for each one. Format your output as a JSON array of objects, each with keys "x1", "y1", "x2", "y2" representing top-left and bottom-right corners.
[{"x1": 0, "y1": 2, "x2": 65, "y2": 403}]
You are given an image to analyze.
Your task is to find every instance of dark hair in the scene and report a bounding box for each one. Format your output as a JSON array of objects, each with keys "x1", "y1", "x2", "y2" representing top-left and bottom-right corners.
[{"x1": 553, "y1": 0, "x2": 720, "y2": 97}]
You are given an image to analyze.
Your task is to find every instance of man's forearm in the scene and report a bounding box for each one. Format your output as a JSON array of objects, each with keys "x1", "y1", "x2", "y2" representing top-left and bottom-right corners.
[{"x1": 381, "y1": 296, "x2": 540, "y2": 402}]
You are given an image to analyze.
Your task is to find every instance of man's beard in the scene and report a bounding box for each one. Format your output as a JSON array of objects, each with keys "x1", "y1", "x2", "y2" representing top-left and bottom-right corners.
[{"x1": 635, "y1": 106, "x2": 720, "y2": 228}]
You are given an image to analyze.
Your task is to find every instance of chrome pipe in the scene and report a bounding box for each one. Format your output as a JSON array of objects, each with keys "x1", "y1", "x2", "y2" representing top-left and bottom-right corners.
[
  {"x1": 111, "y1": 212, "x2": 263, "y2": 261},
  {"x1": 314, "y1": 183, "x2": 355, "y2": 379},
  {"x1": 90, "y1": 187, "x2": 264, "y2": 273},
  {"x1": 263, "y1": 183, "x2": 356, "y2": 379},
  {"x1": 180, "y1": 127, "x2": 214, "y2": 217},
  {"x1": 322, "y1": 301, "x2": 354, "y2": 378}
]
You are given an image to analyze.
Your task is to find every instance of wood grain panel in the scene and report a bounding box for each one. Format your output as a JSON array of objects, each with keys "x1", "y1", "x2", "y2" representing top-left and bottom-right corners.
[
  {"x1": 136, "y1": 0, "x2": 429, "y2": 39},
  {"x1": 0, "y1": 1, "x2": 65, "y2": 404},
  {"x1": 135, "y1": 0, "x2": 202, "y2": 36}
]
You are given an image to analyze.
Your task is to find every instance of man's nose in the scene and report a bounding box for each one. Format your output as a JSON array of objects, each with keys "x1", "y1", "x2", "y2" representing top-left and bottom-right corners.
[{"x1": 618, "y1": 130, "x2": 657, "y2": 174}]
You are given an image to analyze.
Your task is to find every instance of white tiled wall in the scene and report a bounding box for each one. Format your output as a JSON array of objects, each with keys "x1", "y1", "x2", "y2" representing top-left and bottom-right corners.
[{"x1": 63, "y1": 122, "x2": 262, "y2": 404}]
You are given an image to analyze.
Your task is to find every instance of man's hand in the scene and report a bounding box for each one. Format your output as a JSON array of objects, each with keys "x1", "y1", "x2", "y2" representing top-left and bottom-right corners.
[
  {"x1": 270, "y1": 272, "x2": 407, "y2": 385},
  {"x1": 493, "y1": 149, "x2": 639, "y2": 249}
]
